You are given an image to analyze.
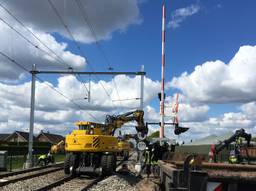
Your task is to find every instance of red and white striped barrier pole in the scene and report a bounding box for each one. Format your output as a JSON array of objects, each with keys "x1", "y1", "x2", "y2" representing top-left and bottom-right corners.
[{"x1": 160, "y1": 2, "x2": 166, "y2": 139}]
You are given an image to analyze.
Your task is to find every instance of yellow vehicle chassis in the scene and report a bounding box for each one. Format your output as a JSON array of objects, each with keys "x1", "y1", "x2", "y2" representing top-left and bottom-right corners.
[{"x1": 65, "y1": 134, "x2": 119, "y2": 153}]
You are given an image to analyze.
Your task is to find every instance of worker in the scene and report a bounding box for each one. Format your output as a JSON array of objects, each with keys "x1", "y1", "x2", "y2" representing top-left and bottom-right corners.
[
  {"x1": 144, "y1": 145, "x2": 152, "y2": 178},
  {"x1": 229, "y1": 150, "x2": 238, "y2": 164},
  {"x1": 151, "y1": 144, "x2": 159, "y2": 177},
  {"x1": 144, "y1": 142, "x2": 160, "y2": 178},
  {"x1": 37, "y1": 154, "x2": 47, "y2": 166},
  {"x1": 37, "y1": 152, "x2": 55, "y2": 166}
]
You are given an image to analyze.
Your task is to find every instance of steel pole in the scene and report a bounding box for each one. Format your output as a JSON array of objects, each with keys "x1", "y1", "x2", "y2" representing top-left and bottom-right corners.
[
  {"x1": 160, "y1": 3, "x2": 166, "y2": 139},
  {"x1": 140, "y1": 65, "x2": 144, "y2": 110},
  {"x1": 88, "y1": 74, "x2": 91, "y2": 102},
  {"x1": 25, "y1": 64, "x2": 36, "y2": 168}
]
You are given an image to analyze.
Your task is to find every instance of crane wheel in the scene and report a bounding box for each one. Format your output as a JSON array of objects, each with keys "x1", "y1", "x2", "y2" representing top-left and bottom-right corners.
[
  {"x1": 101, "y1": 154, "x2": 114, "y2": 176},
  {"x1": 124, "y1": 151, "x2": 129, "y2": 161},
  {"x1": 64, "y1": 153, "x2": 71, "y2": 174},
  {"x1": 64, "y1": 153, "x2": 78, "y2": 175},
  {"x1": 112, "y1": 155, "x2": 117, "y2": 172}
]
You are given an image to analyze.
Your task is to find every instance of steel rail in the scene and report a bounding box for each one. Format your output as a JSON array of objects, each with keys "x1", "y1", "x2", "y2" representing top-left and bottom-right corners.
[
  {"x1": 0, "y1": 162, "x2": 64, "y2": 179},
  {"x1": 35, "y1": 153, "x2": 133, "y2": 191},
  {"x1": 0, "y1": 166, "x2": 63, "y2": 187}
]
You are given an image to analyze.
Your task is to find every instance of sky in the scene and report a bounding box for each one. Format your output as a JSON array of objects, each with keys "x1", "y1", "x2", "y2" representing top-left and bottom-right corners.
[{"x1": 0, "y1": 0, "x2": 256, "y2": 142}]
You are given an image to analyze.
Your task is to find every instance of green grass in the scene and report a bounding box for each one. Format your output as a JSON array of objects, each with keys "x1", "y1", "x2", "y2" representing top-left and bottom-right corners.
[
  {"x1": 6, "y1": 154, "x2": 66, "y2": 171},
  {"x1": 7, "y1": 155, "x2": 26, "y2": 171},
  {"x1": 53, "y1": 154, "x2": 65, "y2": 162},
  {"x1": 175, "y1": 145, "x2": 230, "y2": 162}
]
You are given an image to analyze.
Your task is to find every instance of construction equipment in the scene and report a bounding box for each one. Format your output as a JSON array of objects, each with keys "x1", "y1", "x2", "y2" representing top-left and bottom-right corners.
[
  {"x1": 117, "y1": 140, "x2": 130, "y2": 160},
  {"x1": 64, "y1": 110, "x2": 148, "y2": 176},
  {"x1": 116, "y1": 133, "x2": 132, "y2": 160},
  {"x1": 211, "y1": 128, "x2": 252, "y2": 163},
  {"x1": 50, "y1": 140, "x2": 65, "y2": 154}
]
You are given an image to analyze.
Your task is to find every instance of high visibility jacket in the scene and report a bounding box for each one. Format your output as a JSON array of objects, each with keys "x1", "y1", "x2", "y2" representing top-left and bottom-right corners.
[
  {"x1": 145, "y1": 151, "x2": 158, "y2": 165},
  {"x1": 151, "y1": 153, "x2": 158, "y2": 164},
  {"x1": 145, "y1": 151, "x2": 151, "y2": 164},
  {"x1": 229, "y1": 155, "x2": 238, "y2": 164},
  {"x1": 38, "y1": 154, "x2": 47, "y2": 160},
  {"x1": 236, "y1": 137, "x2": 243, "y2": 145}
]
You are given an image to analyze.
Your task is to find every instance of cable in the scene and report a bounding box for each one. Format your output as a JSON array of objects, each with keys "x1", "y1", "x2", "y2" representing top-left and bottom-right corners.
[
  {"x1": 0, "y1": 2, "x2": 70, "y2": 69},
  {"x1": 0, "y1": 16, "x2": 66, "y2": 68},
  {"x1": 74, "y1": 0, "x2": 112, "y2": 70},
  {"x1": 74, "y1": 0, "x2": 122, "y2": 103},
  {"x1": 0, "y1": 3, "x2": 90, "y2": 98},
  {"x1": 0, "y1": 51, "x2": 100, "y2": 122},
  {"x1": 47, "y1": 0, "x2": 117, "y2": 108},
  {"x1": 112, "y1": 98, "x2": 140, "y2": 102}
]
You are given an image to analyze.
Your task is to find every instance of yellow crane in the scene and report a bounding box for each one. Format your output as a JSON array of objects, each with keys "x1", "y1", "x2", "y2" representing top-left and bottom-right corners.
[{"x1": 64, "y1": 110, "x2": 148, "y2": 176}]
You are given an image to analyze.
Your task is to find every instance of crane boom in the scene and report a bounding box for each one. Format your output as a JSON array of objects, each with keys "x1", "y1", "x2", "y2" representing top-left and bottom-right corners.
[{"x1": 105, "y1": 110, "x2": 148, "y2": 136}]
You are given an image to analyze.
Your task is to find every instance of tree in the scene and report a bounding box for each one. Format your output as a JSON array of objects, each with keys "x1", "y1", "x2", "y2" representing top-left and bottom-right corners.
[{"x1": 148, "y1": 130, "x2": 160, "y2": 139}]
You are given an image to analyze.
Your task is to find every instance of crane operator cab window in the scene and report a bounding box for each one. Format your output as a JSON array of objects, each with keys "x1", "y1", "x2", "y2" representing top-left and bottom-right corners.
[
  {"x1": 78, "y1": 124, "x2": 90, "y2": 130},
  {"x1": 78, "y1": 123, "x2": 95, "y2": 135}
]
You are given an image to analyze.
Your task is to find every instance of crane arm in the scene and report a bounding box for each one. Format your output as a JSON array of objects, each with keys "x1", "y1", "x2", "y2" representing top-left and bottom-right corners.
[
  {"x1": 214, "y1": 128, "x2": 251, "y2": 157},
  {"x1": 105, "y1": 110, "x2": 148, "y2": 136}
]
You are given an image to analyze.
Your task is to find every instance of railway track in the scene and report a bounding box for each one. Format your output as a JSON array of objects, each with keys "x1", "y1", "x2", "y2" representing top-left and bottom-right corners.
[
  {"x1": 0, "y1": 153, "x2": 133, "y2": 191},
  {"x1": 0, "y1": 162, "x2": 63, "y2": 179},
  {"x1": 0, "y1": 165, "x2": 63, "y2": 187},
  {"x1": 35, "y1": 154, "x2": 133, "y2": 191},
  {"x1": 35, "y1": 175, "x2": 102, "y2": 191}
]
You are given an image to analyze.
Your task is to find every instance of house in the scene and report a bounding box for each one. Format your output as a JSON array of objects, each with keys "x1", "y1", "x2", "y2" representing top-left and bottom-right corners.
[
  {"x1": 0, "y1": 134, "x2": 10, "y2": 142},
  {"x1": 5, "y1": 131, "x2": 37, "y2": 143},
  {"x1": 37, "y1": 131, "x2": 64, "y2": 145}
]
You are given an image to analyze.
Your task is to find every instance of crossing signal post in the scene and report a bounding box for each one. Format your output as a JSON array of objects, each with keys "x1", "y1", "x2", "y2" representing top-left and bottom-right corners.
[{"x1": 160, "y1": 2, "x2": 166, "y2": 139}]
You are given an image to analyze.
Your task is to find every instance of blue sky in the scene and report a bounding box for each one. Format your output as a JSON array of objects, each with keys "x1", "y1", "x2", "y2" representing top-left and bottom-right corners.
[
  {"x1": 1, "y1": 0, "x2": 256, "y2": 139},
  {"x1": 51, "y1": 0, "x2": 256, "y2": 116}
]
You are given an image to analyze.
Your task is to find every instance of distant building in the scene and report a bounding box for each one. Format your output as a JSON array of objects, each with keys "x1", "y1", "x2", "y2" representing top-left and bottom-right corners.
[
  {"x1": 0, "y1": 134, "x2": 10, "y2": 142},
  {"x1": 37, "y1": 131, "x2": 64, "y2": 145},
  {"x1": 5, "y1": 131, "x2": 37, "y2": 143}
]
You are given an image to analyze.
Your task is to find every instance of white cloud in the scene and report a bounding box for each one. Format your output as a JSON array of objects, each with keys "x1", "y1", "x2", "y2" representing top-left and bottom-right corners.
[
  {"x1": 241, "y1": 102, "x2": 256, "y2": 119},
  {"x1": 179, "y1": 102, "x2": 256, "y2": 142},
  {"x1": 2, "y1": 0, "x2": 141, "y2": 43},
  {"x1": 0, "y1": 75, "x2": 164, "y2": 135},
  {"x1": 171, "y1": 45, "x2": 256, "y2": 104},
  {"x1": 0, "y1": 22, "x2": 86, "y2": 80},
  {"x1": 164, "y1": 94, "x2": 209, "y2": 122},
  {"x1": 168, "y1": 4, "x2": 200, "y2": 29},
  {"x1": 0, "y1": 0, "x2": 142, "y2": 80}
]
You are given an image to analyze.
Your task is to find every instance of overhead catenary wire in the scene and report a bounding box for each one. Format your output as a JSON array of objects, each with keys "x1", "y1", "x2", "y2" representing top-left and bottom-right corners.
[
  {"x1": 0, "y1": 51, "x2": 100, "y2": 122},
  {"x1": 0, "y1": 2, "x2": 70, "y2": 69},
  {"x1": 74, "y1": 0, "x2": 122, "y2": 104},
  {"x1": 0, "y1": 3, "x2": 90, "y2": 96},
  {"x1": 112, "y1": 98, "x2": 140, "y2": 102},
  {"x1": 47, "y1": 0, "x2": 117, "y2": 109}
]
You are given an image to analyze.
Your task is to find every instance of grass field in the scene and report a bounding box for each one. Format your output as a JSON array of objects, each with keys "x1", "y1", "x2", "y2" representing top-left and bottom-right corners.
[
  {"x1": 6, "y1": 153, "x2": 66, "y2": 171},
  {"x1": 175, "y1": 145, "x2": 230, "y2": 161}
]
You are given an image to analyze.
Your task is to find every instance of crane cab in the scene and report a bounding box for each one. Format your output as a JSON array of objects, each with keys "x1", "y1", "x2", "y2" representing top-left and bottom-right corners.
[{"x1": 75, "y1": 121, "x2": 105, "y2": 135}]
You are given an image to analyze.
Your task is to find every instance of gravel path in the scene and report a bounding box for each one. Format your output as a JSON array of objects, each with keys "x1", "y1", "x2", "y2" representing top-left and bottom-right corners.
[
  {"x1": 88, "y1": 174, "x2": 137, "y2": 191},
  {"x1": 88, "y1": 153, "x2": 141, "y2": 191},
  {"x1": 1, "y1": 170, "x2": 66, "y2": 191},
  {"x1": 50, "y1": 177, "x2": 95, "y2": 191}
]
